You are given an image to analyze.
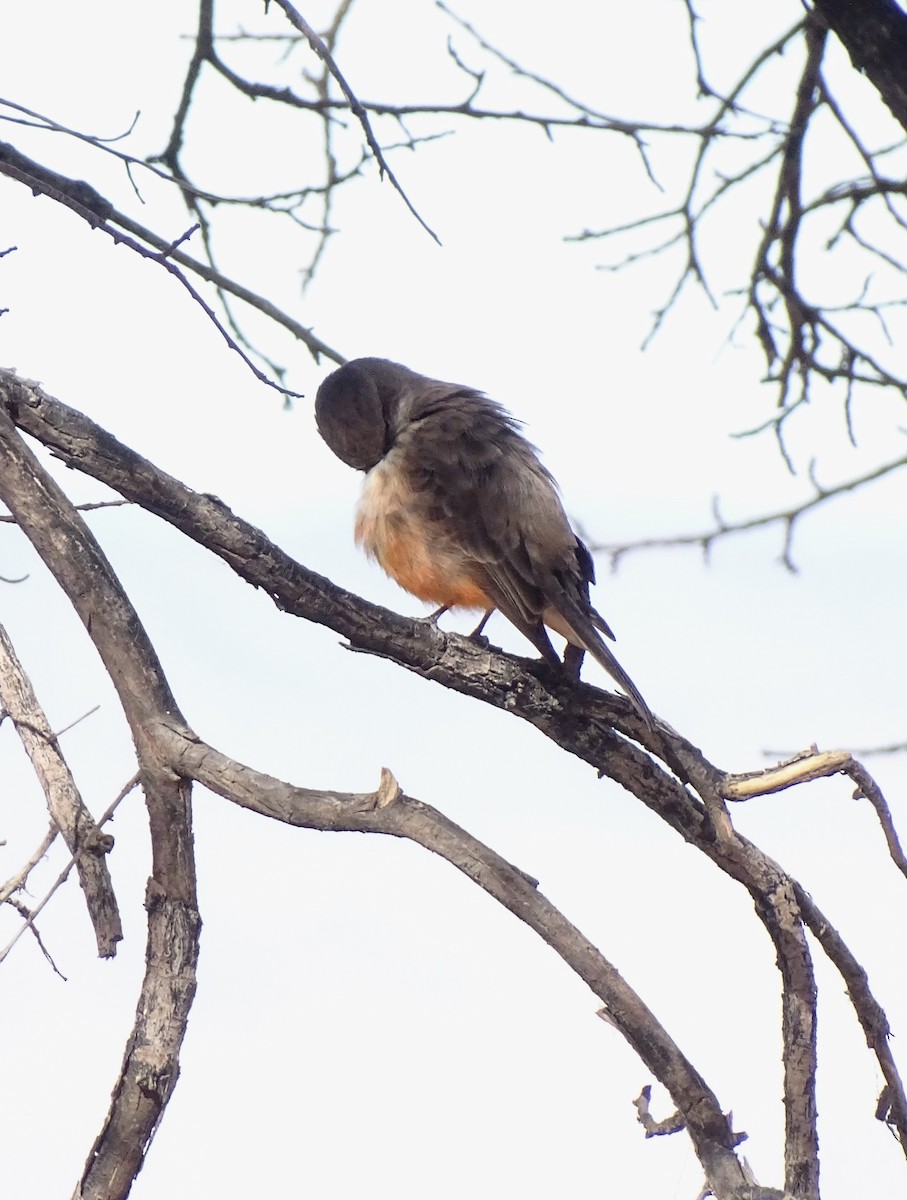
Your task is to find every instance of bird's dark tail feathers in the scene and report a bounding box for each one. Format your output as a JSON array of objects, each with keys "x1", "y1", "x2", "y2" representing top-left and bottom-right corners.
[
  {"x1": 559, "y1": 604, "x2": 656, "y2": 731},
  {"x1": 581, "y1": 633, "x2": 655, "y2": 731}
]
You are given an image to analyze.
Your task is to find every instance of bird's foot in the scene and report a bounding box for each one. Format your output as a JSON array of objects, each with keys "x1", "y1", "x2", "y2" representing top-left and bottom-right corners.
[
  {"x1": 469, "y1": 609, "x2": 493, "y2": 639},
  {"x1": 417, "y1": 604, "x2": 450, "y2": 627}
]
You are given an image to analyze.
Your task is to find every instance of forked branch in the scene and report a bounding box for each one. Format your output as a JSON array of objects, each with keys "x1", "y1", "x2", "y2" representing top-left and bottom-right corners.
[{"x1": 3, "y1": 366, "x2": 905, "y2": 1194}]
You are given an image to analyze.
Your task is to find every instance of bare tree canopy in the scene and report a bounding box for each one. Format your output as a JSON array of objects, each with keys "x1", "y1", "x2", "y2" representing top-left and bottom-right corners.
[{"x1": 1, "y1": 4, "x2": 906, "y2": 1199}]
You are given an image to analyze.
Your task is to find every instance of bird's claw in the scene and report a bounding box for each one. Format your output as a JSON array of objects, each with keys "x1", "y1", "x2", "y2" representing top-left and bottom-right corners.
[{"x1": 417, "y1": 604, "x2": 450, "y2": 627}]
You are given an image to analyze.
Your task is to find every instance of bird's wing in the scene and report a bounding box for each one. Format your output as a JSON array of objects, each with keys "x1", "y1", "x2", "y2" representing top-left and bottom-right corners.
[
  {"x1": 401, "y1": 392, "x2": 581, "y2": 655},
  {"x1": 400, "y1": 392, "x2": 655, "y2": 725}
]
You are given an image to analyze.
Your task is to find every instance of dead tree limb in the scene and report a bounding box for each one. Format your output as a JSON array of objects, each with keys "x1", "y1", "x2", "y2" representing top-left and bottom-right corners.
[{"x1": 0, "y1": 624, "x2": 122, "y2": 956}]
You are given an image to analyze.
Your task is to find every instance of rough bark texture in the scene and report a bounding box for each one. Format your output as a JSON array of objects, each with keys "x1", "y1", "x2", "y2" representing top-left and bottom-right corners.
[
  {"x1": 0, "y1": 396, "x2": 201, "y2": 1200},
  {"x1": 75, "y1": 878, "x2": 200, "y2": 1200},
  {"x1": 0, "y1": 626, "x2": 122, "y2": 956},
  {"x1": 814, "y1": 0, "x2": 907, "y2": 134}
]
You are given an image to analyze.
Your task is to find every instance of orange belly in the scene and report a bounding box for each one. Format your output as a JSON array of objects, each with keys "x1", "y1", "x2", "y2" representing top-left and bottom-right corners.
[
  {"x1": 355, "y1": 458, "x2": 492, "y2": 611},
  {"x1": 376, "y1": 530, "x2": 492, "y2": 609}
]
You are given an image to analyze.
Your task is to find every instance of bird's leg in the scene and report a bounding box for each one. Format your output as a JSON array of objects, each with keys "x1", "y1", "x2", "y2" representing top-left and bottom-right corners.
[
  {"x1": 469, "y1": 609, "x2": 494, "y2": 639},
  {"x1": 418, "y1": 604, "x2": 451, "y2": 626},
  {"x1": 563, "y1": 642, "x2": 585, "y2": 681}
]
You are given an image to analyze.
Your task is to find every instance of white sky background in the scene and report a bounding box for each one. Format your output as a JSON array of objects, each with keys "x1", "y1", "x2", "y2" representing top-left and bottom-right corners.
[{"x1": 1, "y1": 2, "x2": 906, "y2": 1197}]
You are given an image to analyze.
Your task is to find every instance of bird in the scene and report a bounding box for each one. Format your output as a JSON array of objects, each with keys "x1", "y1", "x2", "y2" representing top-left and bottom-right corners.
[{"x1": 314, "y1": 357, "x2": 655, "y2": 729}]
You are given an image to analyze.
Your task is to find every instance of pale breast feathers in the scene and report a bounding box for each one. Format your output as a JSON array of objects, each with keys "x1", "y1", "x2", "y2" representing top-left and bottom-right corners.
[{"x1": 355, "y1": 452, "x2": 492, "y2": 610}]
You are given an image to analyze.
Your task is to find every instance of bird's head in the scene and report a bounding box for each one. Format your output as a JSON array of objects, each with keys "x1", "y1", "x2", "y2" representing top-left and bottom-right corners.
[{"x1": 315, "y1": 357, "x2": 420, "y2": 471}]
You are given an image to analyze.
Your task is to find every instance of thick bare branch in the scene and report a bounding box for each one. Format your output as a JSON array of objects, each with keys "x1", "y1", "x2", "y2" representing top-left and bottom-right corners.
[
  {"x1": 74, "y1": 836, "x2": 198, "y2": 1200},
  {"x1": 795, "y1": 885, "x2": 907, "y2": 1146},
  {"x1": 0, "y1": 396, "x2": 200, "y2": 1200},
  {"x1": 812, "y1": 0, "x2": 907, "y2": 135},
  {"x1": 164, "y1": 734, "x2": 770, "y2": 1198},
  {"x1": 0, "y1": 624, "x2": 122, "y2": 957}
]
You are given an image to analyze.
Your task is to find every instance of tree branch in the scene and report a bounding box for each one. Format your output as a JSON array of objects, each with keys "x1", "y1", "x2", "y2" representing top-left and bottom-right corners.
[
  {"x1": 0, "y1": 399, "x2": 201, "y2": 1200},
  {"x1": 0, "y1": 370, "x2": 773, "y2": 1199},
  {"x1": 3, "y1": 366, "x2": 904, "y2": 1194},
  {"x1": 0, "y1": 368, "x2": 828, "y2": 1190},
  {"x1": 812, "y1": 0, "x2": 907, "y2": 135},
  {"x1": 0, "y1": 776, "x2": 138, "y2": 968},
  {"x1": 595, "y1": 455, "x2": 907, "y2": 571},
  {"x1": 0, "y1": 624, "x2": 122, "y2": 957},
  {"x1": 0, "y1": 141, "x2": 344, "y2": 380},
  {"x1": 270, "y1": 0, "x2": 441, "y2": 244}
]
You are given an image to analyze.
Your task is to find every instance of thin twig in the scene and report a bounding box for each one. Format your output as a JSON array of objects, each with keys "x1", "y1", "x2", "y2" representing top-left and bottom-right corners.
[
  {"x1": 0, "y1": 774, "x2": 138, "y2": 966},
  {"x1": 271, "y1": 0, "x2": 441, "y2": 244}
]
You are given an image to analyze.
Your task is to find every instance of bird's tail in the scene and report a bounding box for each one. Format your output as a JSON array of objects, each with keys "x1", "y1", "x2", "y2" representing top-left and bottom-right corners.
[
  {"x1": 556, "y1": 603, "x2": 656, "y2": 731},
  {"x1": 583, "y1": 633, "x2": 655, "y2": 730}
]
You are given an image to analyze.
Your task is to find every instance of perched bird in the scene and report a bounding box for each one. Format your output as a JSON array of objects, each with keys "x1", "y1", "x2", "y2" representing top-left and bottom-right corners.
[{"x1": 315, "y1": 357, "x2": 654, "y2": 729}]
